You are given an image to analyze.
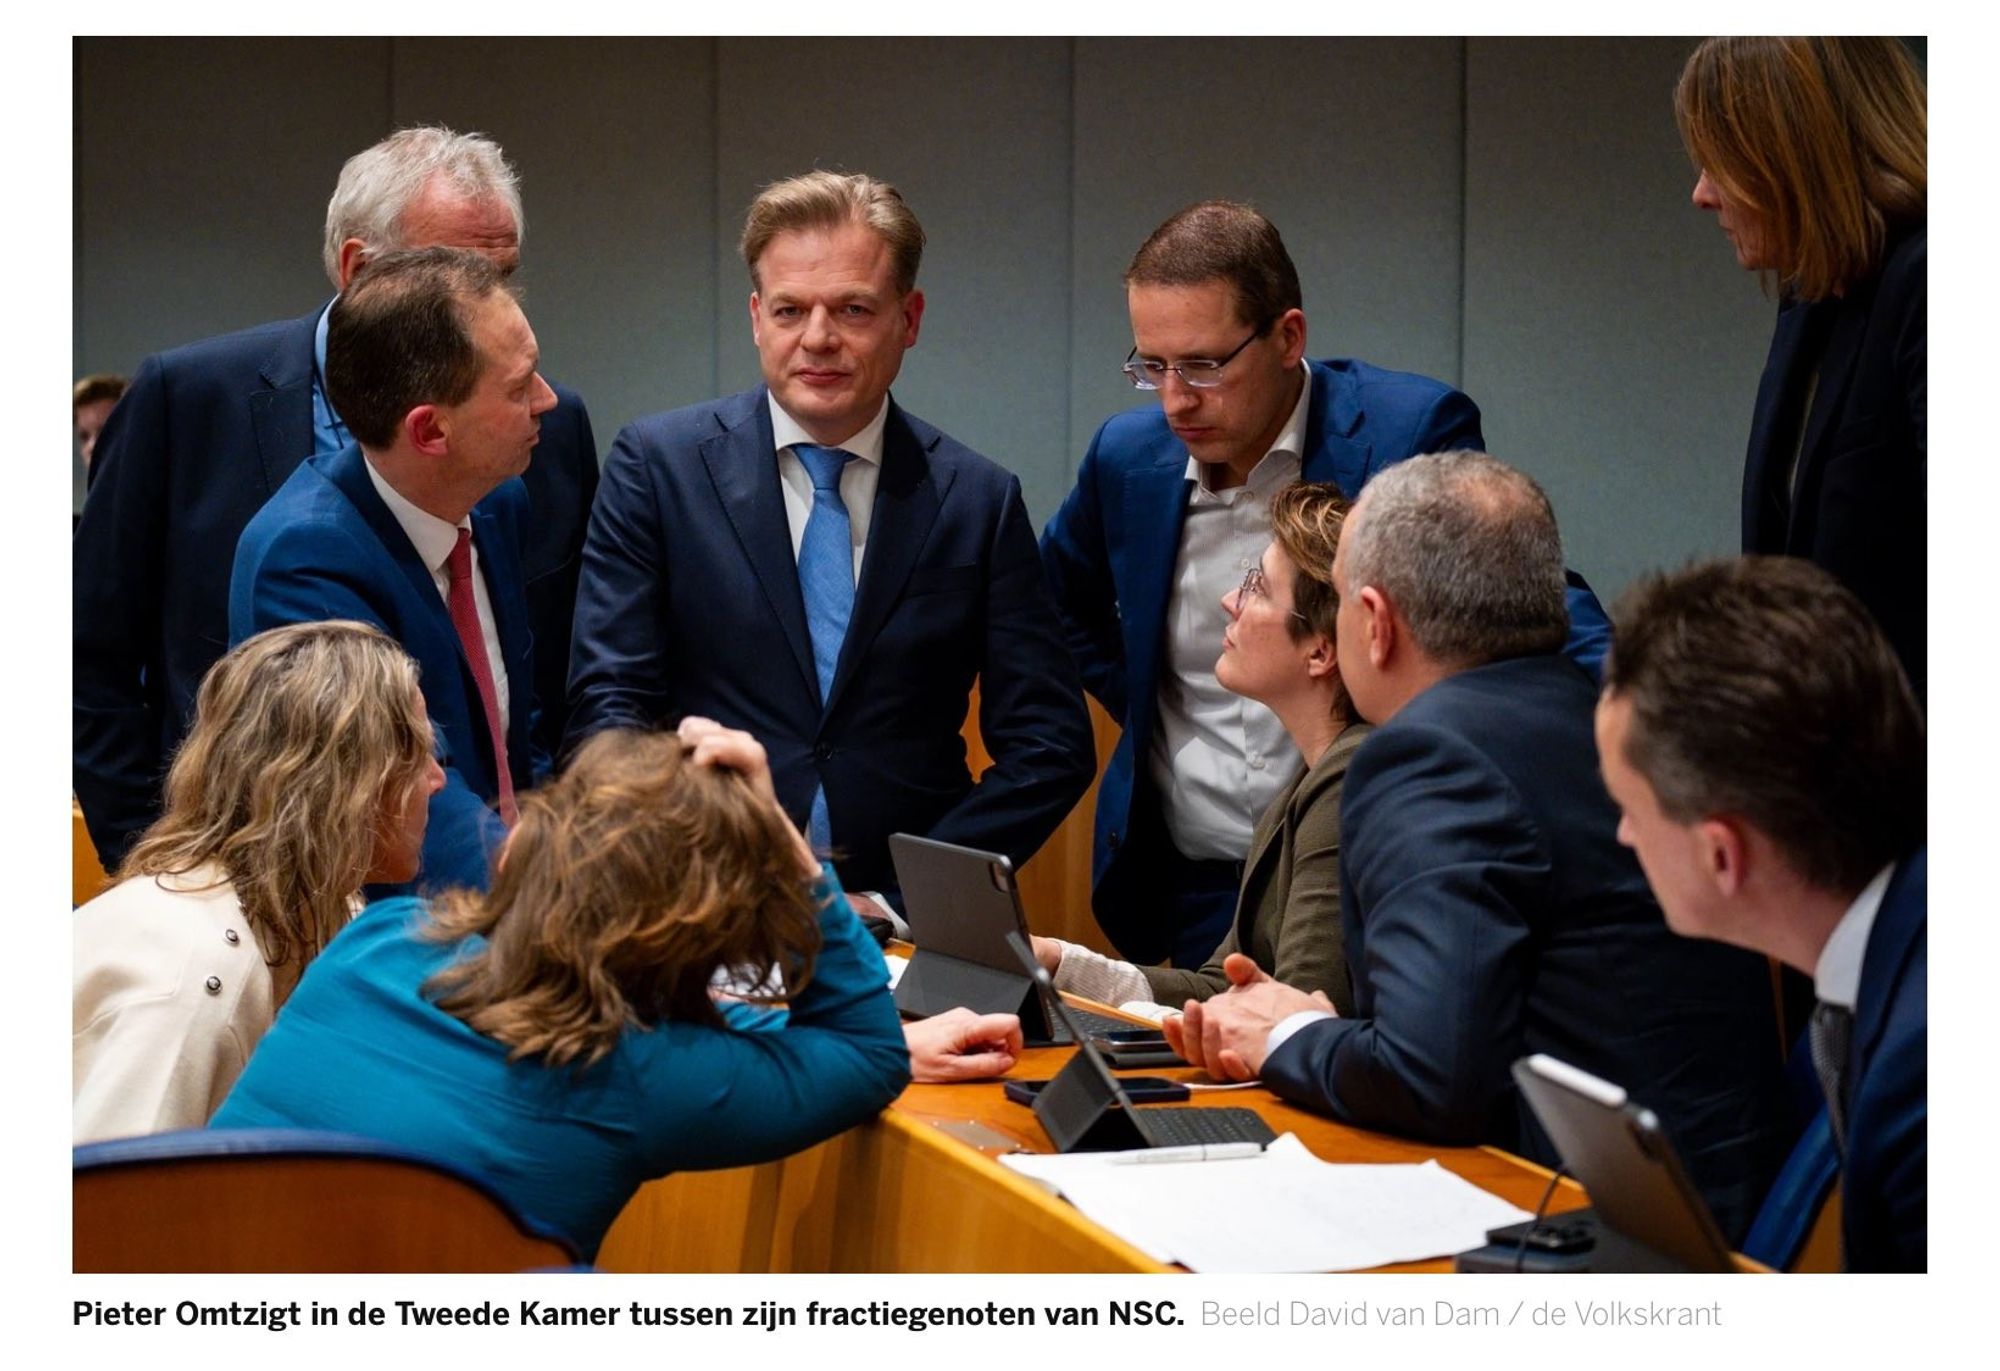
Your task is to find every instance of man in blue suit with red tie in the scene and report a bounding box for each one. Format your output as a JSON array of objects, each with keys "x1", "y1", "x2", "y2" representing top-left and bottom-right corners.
[
  {"x1": 1041, "y1": 200, "x2": 1612, "y2": 967},
  {"x1": 232, "y1": 248, "x2": 555, "y2": 892},
  {"x1": 1596, "y1": 556, "x2": 1926, "y2": 1271},
  {"x1": 567, "y1": 172, "x2": 1092, "y2": 926},
  {"x1": 75, "y1": 127, "x2": 597, "y2": 874}
]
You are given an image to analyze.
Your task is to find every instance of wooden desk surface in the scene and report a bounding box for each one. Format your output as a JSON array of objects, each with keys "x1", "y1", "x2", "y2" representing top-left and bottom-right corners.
[{"x1": 597, "y1": 986, "x2": 1585, "y2": 1274}]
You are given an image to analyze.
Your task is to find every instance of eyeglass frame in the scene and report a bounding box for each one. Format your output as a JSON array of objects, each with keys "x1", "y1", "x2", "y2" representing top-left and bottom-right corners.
[
  {"x1": 1236, "y1": 563, "x2": 1312, "y2": 629},
  {"x1": 1122, "y1": 326, "x2": 1265, "y2": 390}
]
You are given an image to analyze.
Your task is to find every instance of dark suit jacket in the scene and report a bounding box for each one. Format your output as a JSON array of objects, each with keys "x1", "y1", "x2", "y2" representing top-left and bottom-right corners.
[
  {"x1": 1141, "y1": 722, "x2": 1369, "y2": 1012},
  {"x1": 1039, "y1": 357, "x2": 1614, "y2": 961},
  {"x1": 74, "y1": 306, "x2": 596, "y2": 869},
  {"x1": 565, "y1": 387, "x2": 1094, "y2": 898},
  {"x1": 1261, "y1": 654, "x2": 1790, "y2": 1242},
  {"x1": 228, "y1": 443, "x2": 548, "y2": 894},
  {"x1": 1842, "y1": 848, "x2": 1926, "y2": 1271},
  {"x1": 1743, "y1": 226, "x2": 1925, "y2": 695}
]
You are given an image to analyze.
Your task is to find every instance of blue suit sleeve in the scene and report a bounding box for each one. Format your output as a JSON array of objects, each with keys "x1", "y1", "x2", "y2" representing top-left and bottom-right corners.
[
  {"x1": 73, "y1": 354, "x2": 173, "y2": 868},
  {"x1": 1261, "y1": 723, "x2": 1546, "y2": 1143},
  {"x1": 1039, "y1": 425, "x2": 1129, "y2": 720},
  {"x1": 1414, "y1": 386, "x2": 1486, "y2": 457},
  {"x1": 564, "y1": 426, "x2": 671, "y2": 755},
  {"x1": 630, "y1": 867, "x2": 911, "y2": 1173},
  {"x1": 230, "y1": 523, "x2": 506, "y2": 894},
  {"x1": 923, "y1": 476, "x2": 1095, "y2": 867}
]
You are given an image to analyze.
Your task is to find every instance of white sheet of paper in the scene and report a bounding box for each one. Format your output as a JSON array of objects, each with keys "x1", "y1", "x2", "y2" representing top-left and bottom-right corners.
[
  {"x1": 1000, "y1": 1134, "x2": 1534, "y2": 1272},
  {"x1": 883, "y1": 952, "x2": 907, "y2": 989}
]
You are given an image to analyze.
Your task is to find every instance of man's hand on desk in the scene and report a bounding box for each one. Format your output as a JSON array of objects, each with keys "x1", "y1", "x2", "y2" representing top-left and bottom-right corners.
[
  {"x1": 1162, "y1": 954, "x2": 1334, "y2": 1082},
  {"x1": 905, "y1": 1008, "x2": 1025, "y2": 1083}
]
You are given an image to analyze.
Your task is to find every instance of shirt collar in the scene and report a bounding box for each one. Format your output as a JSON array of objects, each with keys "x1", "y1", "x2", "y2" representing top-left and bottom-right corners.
[
  {"x1": 313, "y1": 296, "x2": 337, "y2": 386},
  {"x1": 767, "y1": 392, "x2": 888, "y2": 467},
  {"x1": 1814, "y1": 862, "x2": 1895, "y2": 1010},
  {"x1": 1184, "y1": 359, "x2": 1312, "y2": 492},
  {"x1": 363, "y1": 455, "x2": 465, "y2": 578}
]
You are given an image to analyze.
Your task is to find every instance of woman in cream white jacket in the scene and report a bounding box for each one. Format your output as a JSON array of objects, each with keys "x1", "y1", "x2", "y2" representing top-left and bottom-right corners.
[{"x1": 72, "y1": 620, "x2": 442, "y2": 1143}]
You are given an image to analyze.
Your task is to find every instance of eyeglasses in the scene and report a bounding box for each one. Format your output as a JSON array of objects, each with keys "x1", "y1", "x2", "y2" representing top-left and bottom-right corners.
[
  {"x1": 1122, "y1": 329, "x2": 1261, "y2": 390},
  {"x1": 1237, "y1": 564, "x2": 1310, "y2": 627}
]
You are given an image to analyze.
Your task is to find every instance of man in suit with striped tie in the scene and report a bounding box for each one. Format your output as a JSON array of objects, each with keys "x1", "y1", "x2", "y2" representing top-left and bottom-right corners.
[
  {"x1": 1595, "y1": 556, "x2": 1926, "y2": 1271},
  {"x1": 567, "y1": 171, "x2": 1092, "y2": 932}
]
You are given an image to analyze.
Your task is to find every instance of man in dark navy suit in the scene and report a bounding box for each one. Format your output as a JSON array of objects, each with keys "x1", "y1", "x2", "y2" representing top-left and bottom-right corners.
[
  {"x1": 232, "y1": 248, "x2": 553, "y2": 893},
  {"x1": 75, "y1": 126, "x2": 597, "y2": 871},
  {"x1": 1597, "y1": 556, "x2": 1926, "y2": 1271},
  {"x1": 567, "y1": 171, "x2": 1092, "y2": 927},
  {"x1": 1169, "y1": 452, "x2": 1787, "y2": 1242},
  {"x1": 1040, "y1": 200, "x2": 1612, "y2": 969}
]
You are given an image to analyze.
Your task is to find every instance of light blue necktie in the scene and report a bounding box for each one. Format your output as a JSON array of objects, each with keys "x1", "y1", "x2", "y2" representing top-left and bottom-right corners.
[{"x1": 795, "y1": 443, "x2": 857, "y2": 847}]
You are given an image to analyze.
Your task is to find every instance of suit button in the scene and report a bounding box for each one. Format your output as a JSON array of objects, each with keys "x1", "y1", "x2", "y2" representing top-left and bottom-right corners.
[
  {"x1": 1108, "y1": 831, "x2": 1121, "y2": 850},
  {"x1": 204, "y1": 976, "x2": 223, "y2": 996},
  {"x1": 812, "y1": 743, "x2": 833, "y2": 762}
]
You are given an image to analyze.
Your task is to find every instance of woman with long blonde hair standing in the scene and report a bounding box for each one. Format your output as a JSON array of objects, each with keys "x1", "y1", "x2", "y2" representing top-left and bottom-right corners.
[{"x1": 1676, "y1": 37, "x2": 1926, "y2": 693}]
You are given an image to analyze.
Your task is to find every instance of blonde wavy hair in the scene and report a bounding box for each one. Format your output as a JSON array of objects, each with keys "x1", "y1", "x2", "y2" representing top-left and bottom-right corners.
[
  {"x1": 121, "y1": 620, "x2": 435, "y2": 983},
  {"x1": 424, "y1": 730, "x2": 825, "y2": 1069},
  {"x1": 1676, "y1": 37, "x2": 1926, "y2": 301}
]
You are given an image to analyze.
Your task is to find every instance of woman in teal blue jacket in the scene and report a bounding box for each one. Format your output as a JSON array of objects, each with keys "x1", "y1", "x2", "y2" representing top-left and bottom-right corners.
[{"x1": 214, "y1": 719, "x2": 912, "y2": 1258}]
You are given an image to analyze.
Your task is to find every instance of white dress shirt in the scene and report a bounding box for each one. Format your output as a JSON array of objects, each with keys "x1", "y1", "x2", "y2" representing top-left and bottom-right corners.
[
  {"x1": 770, "y1": 394, "x2": 889, "y2": 582},
  {"x1": 1815, "y1": 863, "x2": 1895, "y2": 1011},
  {"x1": 365, "y1": 458, "x2": 509, "y2": 732},
  {"x1": 1148, "y1": 363, "x2": 1313, "y2": 860}
]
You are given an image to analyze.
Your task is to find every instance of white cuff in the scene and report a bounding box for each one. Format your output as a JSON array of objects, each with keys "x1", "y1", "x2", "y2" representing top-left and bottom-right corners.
[{"x1": 1266, "y1": 1008, "x2": 1336, "y2": 1058}]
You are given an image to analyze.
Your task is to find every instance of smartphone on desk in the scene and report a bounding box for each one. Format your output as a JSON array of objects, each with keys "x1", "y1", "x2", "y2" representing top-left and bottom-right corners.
[
  {"x1": 1004, "y1": 1076, "x2": 1190, "y2": 1106},
  {"x1": 1090, "y1": 1029, "x2": 1181, "y2": 1067}
]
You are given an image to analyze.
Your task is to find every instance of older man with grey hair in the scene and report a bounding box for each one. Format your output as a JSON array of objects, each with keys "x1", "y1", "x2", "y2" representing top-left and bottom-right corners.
[
  {"x1": 1168, "y1": 450, "x2": 1791, "y2": 1242},
  {"x1": 75, "y1": 126, "x2": 598, "y2": 871}
]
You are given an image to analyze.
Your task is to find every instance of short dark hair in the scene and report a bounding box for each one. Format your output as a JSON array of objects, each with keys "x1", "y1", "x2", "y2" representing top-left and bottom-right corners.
[
  {"x1": 325, "y1": 246, "x2": 509, "y2": 448},
  {"x1": 1344, "y1": 451, "x2": 1569, "y2": 666},
  {"x1": 1125, "y1": 200, "x2": 1302, "y2": 333},
  {"x1": 1604, "y1": 556, "x2": 1925, "y2": 893}
]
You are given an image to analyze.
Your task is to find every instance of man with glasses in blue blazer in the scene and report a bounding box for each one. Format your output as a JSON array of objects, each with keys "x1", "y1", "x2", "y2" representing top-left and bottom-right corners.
[{"x1": 1042, "y1": 200, "x2": 1611, "y2": 968}]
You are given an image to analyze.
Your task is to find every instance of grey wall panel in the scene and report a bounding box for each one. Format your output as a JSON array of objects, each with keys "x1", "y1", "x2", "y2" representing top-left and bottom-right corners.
[
  {"x1": 1464, "y1": 36, "x2": 1776, "y2": 602},
  {"x1": 73, "y1": 37, "x2": 392, "y2": 506},
  {"x1": 392, "y1": 37, "x2": 717, "y2": 450},
  {"x1": 1069, "y1": 37, "x2": 1468, "y2": 499},
  {"x1": 715, "y1": 38, "x2": 1074, "y2": 522}
]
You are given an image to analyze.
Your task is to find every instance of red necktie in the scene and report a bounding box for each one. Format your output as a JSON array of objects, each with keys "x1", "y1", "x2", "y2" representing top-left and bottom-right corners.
[{"x1": 445, "y1": 528, "x2": 516, "y2": 825}]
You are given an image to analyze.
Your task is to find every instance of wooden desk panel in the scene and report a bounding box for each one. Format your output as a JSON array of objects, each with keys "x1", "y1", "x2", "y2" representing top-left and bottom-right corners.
[{"x1": 597, "y1": 1000, "x2": 1584, "y2": 1274}]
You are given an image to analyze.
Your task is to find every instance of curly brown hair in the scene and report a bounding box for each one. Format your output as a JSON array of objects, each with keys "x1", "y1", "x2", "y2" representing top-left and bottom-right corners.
[
  {"x1": 424, "y1": 730, "x2": 826, "y2": 1068},
  {"x1": 120, "y1": 620, "x2": 435, "y2": 986}
]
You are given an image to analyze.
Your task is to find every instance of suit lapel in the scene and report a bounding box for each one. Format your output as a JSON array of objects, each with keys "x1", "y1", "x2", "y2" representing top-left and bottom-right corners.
[
  {"x1": 322, "y1": 444, "x2": 449, "y2": 621},
  {"x1": 248, "y1": 307, "x2": 325, "y2": 500},
  {"x1": 828, "y1": 402, "x2": 948, "y2": 719},
  {"x1": 1300, "y1": 361, "x2": 1374, "y2": 497},
  {"x1": 698, "y1": 395, "x2": 819, "y2": 702},
  {"x1": 1852, "y1": 852, "x2": 1924, "y2": 1066},
  {"x1": 1741, "y1": 300, "x2": 1816, "y2": 551},
  {"x1": 470, "y1": 498, "x2": 533, "y2": 777},
  {"x1": 1120, "y1": 452, "x2": 1194, "y2": 740},
  {"x1": 1786, "y1": 291, "x2": 1874, "y2": 545}
]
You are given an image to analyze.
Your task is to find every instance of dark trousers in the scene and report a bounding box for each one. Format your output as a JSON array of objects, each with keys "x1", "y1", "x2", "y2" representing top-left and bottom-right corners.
[{"x1": 1157, "y1": 847, "x2": 1243, "y2": 970}]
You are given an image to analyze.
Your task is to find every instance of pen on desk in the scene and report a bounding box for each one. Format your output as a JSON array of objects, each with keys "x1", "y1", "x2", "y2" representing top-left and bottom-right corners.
[{"x1": 1105, "y1": 1143, "x2": 1266, "y2": 1165}]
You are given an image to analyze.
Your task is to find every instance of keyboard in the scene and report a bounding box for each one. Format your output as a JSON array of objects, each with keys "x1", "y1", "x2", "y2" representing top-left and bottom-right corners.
[
  {"x1": 1132, "y1": 1107, "x2": 1278, "y2": 1148},
  {"x1": 1036, "y1": 1004, "x2": 1143, "y2": 1045}
]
